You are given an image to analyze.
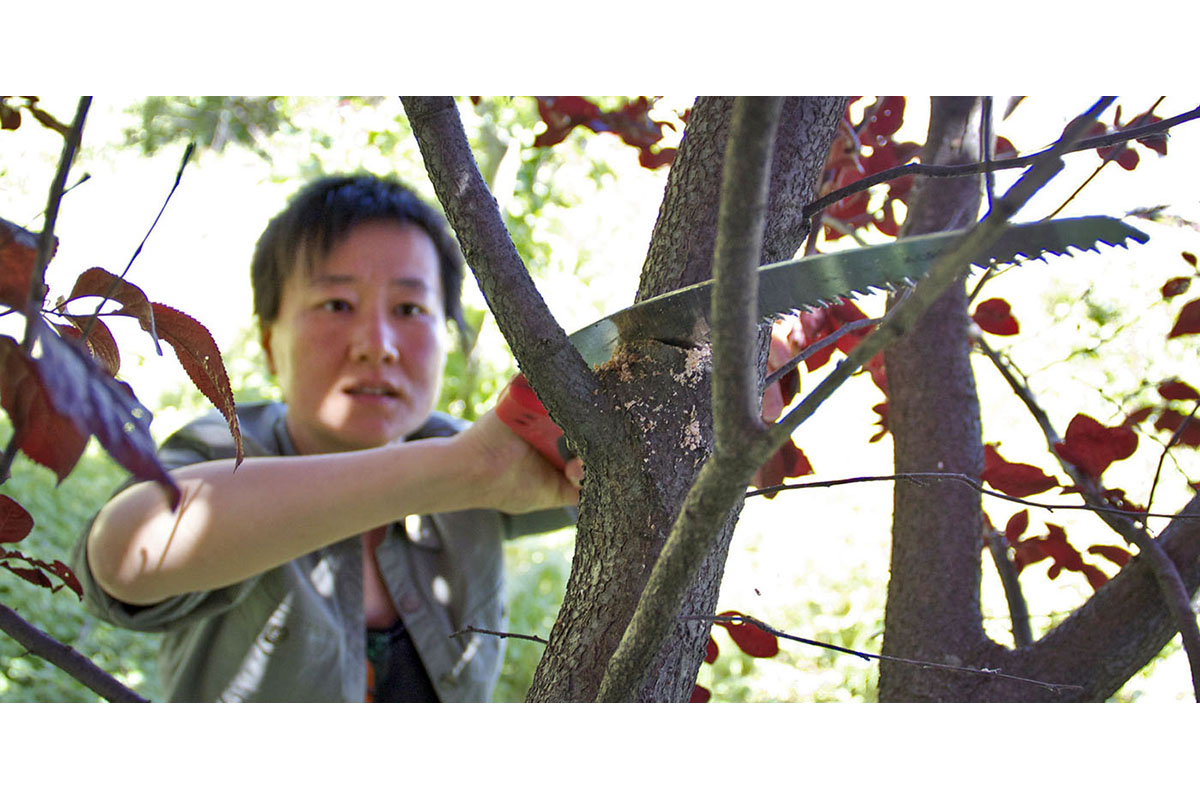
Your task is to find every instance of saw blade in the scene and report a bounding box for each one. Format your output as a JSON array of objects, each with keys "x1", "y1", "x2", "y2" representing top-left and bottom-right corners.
[{"x1": 566, "y1": 216, "x2": 1148, "y2": 368}]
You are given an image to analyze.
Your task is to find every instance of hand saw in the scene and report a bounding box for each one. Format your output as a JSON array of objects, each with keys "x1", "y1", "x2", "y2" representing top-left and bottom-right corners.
[{"x1": 496, "y1": 215, "x2": 1149, "y2": 468}]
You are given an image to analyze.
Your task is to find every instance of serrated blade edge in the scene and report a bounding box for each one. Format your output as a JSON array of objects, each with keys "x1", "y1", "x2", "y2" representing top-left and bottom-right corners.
[{"x1": 567, "y1": 216, "x2": 1148, "y2": 367}]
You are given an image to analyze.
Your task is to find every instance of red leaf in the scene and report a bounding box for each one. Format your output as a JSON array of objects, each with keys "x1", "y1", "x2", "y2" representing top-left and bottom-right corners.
[
  {"x1": 1040, "y1": 523, "x2": 1085, "y2": 571},
  {"x1": 714, "y1": 611, "x2": 780, "y2": 658},
  {"x1": 68, "y1": 267, "x2": 155, "y2": 323},
  {"x1": 63, "y1": 315, "x2": 121, "y2": 376},
  {"x1": 752, "y1": 438, "x2": 813, "y2": 498},
  {"x1": 873, "y1": 200, "x2": 901, "y2": 237},
  {"x1": 973, "y1": 298, "x2": 1020, "y2": 336},
  {"x1": 689, "y1": 685, "x2": 711, "y2": 703},
  {"x1": 863, "y1": 353, "x2": 887, "y2": 395},
  {"x1": 68, "y1": 267, "x2": 162, "y2": 356},
  {"x1": 1012, "y1": 538, "x2": 1048, "y2": 571},
  {"x1": 598, "y1": 97, "x2": 668, "y2": 150},
  {"x1": 0, "y1": 101, "x2": 19, "y2": 130},
  {"x1": 1088, "y1": 544, "x2": 1132, "y2": 568},
  {"x1": 705, "y1": 636, "x2": 719, "y2": 664},
  {"x1": 45, "y1": 559, "x2": 83, "y2": 599},
  {"x1": 823, "y1": 161, "x2": 870, "y2": 229},
  {"x1": 1183, "y1": 252, "x2": 1197, "y2": 268},
  {"x1": 0, "y1": 216, "x2": 53, "y2": 309},
  {"x1": 869, "y1": 401, "x2": 890, "y2": 443},
  {"x1": 128, "y1": 303, "x2": 242, "y2": 465},
  {"x1": 637, "y1": 146, "x2": 676, "y2": 169},
  {"x1": 12, "y1": 321, "x2": 179, "y2": 504},
  {"x1": 1123, "y1": 405, "x2": 1156, "y2": 427},
  {"x1": 995, "y1": 136, "x2": 1017, "y2": 157},
  {"x1": 1127, "y1": 112, "x2": 1167, "y2": 156},
  {"x1": 1004, "y1": 510, "x2": 1029, "y2": 545},
  {"x1": 0, "y1": 335, "x2": 89, "y2": 480},
  {"x1": 1053, "y1": 414, "x2": 1138, "y2": 480},
  {"x1": 798, "y1": 300, "x2": 872, "y2": 371},
  {"x1": 0, "y1": 495, "x2": 34, "y2": 543},
  {"x1": 1115, "y1": 148, "x2": 1140, "y2": 170},
  {"x1": 1101, "y1": 488, "x2": 1145, "y2": 513},
  {"x1": 1161, "y1": 277, "x2": 1191, "y2": 299},
  {"x1": 864, "y1": 96, "x2": 905, "y2": 140},
  {"x1": 982, "y1": 445, "x2": 1059, "y2": 497},
  {"x1": 1030, "y1": 524, "x2": 1111, "y2": 588},
  {"x1": 1154, "y1": 409, "x2": 1200, "y2": 447},
  {"x1": 3, "y1": 563, "x2": 53, "y2": 589},
  {"x1": 1159, "y1": 380, "x2": 1200, "y2": 402},
  {"x1": 533, "y1": 96, "x2": 602, "y2": 148},
  {"x1": 1081, "y1": 564, "x2": 1109, "y2": 589},
  {"x1": 1168, "y1": 299, "x2": 1200, "y2": 338}
]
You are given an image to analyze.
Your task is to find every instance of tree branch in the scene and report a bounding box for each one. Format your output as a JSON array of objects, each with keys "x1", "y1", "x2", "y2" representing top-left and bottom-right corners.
[
  {"x1": 712, "y1": 97, "x2": 782, "y2": 442},
  {"x1": 984, "y1": 528, "x2": 1034, "y2": 647},
  {"x1": 1016, "y1": 492, "x2": 1200, "y2": 701},
  {"x1": 2, "y1": 97, "x2": 90, "y2": 483},
  {"x1": 0, "y1": 602, "x2": 145, "y2": 702},
  {"x1": 802, "y1": 102, "x2": 1200, "y2": 223},
  {"x1": 595, "y1": 97, "x2": 784, "y2": 702},
  {"x1": 400, "y1": 96, "x2": 625, "y2": 465},
  {"x1": 976, "y1": 336, "x2": 1200, "y2": 700},
  {"x1": 686, "y1": 615, "x2": 1077, "y2": 694}
]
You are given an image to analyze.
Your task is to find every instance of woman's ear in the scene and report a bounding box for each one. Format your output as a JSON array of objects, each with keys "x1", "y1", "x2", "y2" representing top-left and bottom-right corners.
[{"x1": 259, "y1": 322, "x2": 277, "y2": 375}]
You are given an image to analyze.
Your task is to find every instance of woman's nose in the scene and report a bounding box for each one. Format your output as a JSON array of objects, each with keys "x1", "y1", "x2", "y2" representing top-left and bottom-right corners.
[{"x1": 349, "y1": 309, "x2": 399, "y2": 364}]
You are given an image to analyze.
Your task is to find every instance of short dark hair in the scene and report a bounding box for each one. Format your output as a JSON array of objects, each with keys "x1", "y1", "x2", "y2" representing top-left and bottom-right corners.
[{"x1": 251, "y1": 174, "x2": 465, "y2": 330}]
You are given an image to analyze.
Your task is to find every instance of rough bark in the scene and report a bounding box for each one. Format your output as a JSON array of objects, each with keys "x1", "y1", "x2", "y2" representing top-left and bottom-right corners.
[
  {"x1": 877, "y1": 97, "x2": 1200, "y2": 702},
  {"x1": 978, "y1": 494, "x2": 1200, "y2": 701},
  {"x1": 878, "y1": 97, "x2": 992, "y2": 701},
  {"x1": 639, "y1": 97, "x2": 846, "y2": 300},
  {"x1": 528, "y1": 97, "x2": 845, "y2": 701}
]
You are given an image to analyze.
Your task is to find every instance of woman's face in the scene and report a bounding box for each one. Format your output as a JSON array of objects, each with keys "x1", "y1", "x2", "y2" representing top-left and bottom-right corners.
[{"x1": 261, "y1": 221, "x2": 448, "y2": 455}]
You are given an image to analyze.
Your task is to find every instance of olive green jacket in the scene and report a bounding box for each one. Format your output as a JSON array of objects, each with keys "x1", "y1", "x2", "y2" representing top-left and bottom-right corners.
[{"x1": 71, "y1": 402, "x2": 573, "y2": 702}]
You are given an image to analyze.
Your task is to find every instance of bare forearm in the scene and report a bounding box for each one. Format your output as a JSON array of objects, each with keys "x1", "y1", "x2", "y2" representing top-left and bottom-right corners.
[
  {"x1": 87, "y1": 409, "x2": 579, "y2": 606},
  {"x1": 88, "y1": 438, "x2": 476, "y2": 604}
]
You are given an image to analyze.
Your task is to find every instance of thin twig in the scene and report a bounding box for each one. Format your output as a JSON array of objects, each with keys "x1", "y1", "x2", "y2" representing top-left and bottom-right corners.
[
  {"x1": 684, "y1": 614, "x2": 1081, "y2": 695},
  {"x1": 1146, "y1": 400, "x2": 1200, "y2": 519},
  {"x1": 745, "y1": 470, "x2": 1200, "y2": 520},
  {"x1": 802, "y1": 103, "x2": 1200, "y2": 223},
  {"x1": 984, "y1": 527, "x2": 1034, "y2": 647},
  {"x1": 764, "y1": 317, "x2": 880, "y2": 388},
  {"x1": 1046, "y1": 97, "x2": 1166, "y2": 221},
  {"x1": 982, "y1": 96, "x2": 996, "y2": 215},
  {"x1": 451, "y1": 625, "x2": 548, "y2": 645},
  {"x1": 23, "y1": 96, "x2": 90, "y2": 355},
  {"x1": 1, "y1": 97, "x2": 90, "y2": 484},
  {"x1": 79, "y1": 142, "x2": 194, "y2": 352}
]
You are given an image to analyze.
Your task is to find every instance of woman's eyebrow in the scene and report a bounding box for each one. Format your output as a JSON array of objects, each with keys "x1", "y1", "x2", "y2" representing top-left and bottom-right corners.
[{"x1": 309, "y1": 274, "x2": 433, "y2": 291}]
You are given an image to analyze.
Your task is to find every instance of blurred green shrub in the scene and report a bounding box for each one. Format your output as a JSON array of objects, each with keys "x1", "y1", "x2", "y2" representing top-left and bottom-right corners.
[{"x1": 1, "y1": 435, "x2": 162, "y2": 702}]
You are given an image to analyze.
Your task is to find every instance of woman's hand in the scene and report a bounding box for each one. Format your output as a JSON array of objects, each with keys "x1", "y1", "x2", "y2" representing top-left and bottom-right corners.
[{"x1": 453, "y1": 409, "x2": 582, "y2": 514}]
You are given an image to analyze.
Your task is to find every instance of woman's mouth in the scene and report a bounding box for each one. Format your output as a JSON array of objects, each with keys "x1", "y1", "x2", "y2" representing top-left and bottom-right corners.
[{"x1": 345, "y1": 382, "x2": 400, "y2": 399}]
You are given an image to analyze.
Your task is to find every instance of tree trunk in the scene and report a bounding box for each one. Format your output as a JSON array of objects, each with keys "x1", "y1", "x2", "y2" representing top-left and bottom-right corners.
[
  {"x1": 878, "y1": 97, "x2": 994, "y2": 701},
  {"x1": 528, "y1": 96, "x2": 845, "y2": 701}
]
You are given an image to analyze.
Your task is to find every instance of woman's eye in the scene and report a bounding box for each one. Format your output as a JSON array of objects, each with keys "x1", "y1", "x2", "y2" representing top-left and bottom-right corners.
[
  {"x1": 321, "y1": 299, "x2": 352, "y2": 312},
  {"x1": 395, "y1": 303, "x2": 426, "y2": 317}
]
